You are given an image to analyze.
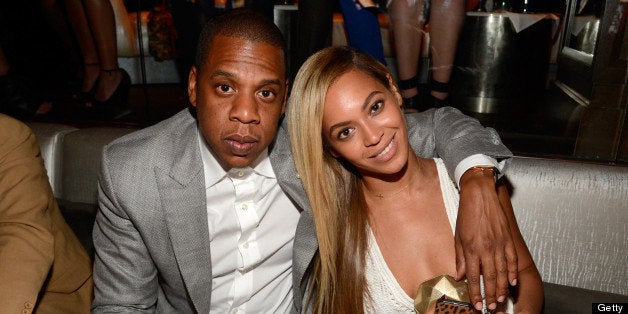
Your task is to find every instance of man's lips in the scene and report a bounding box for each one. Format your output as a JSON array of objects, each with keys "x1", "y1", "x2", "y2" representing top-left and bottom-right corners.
[{"x1": 224, "y1": 134, "x2": 258, "y2": 156}]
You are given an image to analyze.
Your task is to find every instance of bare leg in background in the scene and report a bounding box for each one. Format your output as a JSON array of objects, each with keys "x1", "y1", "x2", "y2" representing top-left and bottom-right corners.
[
  {"x1": 428, "y1": 0, "x2": 464, "y2": 101},
  {"x1": 388, "y1": 0, "x2": 425, "y2": 101},
  {"x1": 63, "y1": 0, "x2": 122, "y2": 102}
]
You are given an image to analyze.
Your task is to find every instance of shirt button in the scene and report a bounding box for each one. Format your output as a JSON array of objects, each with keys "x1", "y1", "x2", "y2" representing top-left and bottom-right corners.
[
  {"x1": 238, "y1": 170, "x2": 244, "y2": 177},
  {"x1": 243, "y1": 242, "x2": 249, "y2": 249},
  {"x1": 241, "y1": 203, "x2": 248, "y2": 210}
]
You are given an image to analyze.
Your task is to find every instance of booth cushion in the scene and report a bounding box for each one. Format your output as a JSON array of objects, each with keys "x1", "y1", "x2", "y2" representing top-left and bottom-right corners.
[
  {"x1": 508, "y1": 157, "x2": 628, "y2": 296},
  {"x1": 28, "y1": 123, "x2": 78, "y2": 197},
  {"x1": 25, "y1": 121, "x2": 628, "y2": 307},
  {"x1": 60, "y1": 127, "x2": 138, "y2": 205}
]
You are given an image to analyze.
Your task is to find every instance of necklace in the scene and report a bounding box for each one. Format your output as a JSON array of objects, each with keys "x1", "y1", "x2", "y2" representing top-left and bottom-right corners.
[
  {"x1": 363, "y1": 154, "x2": 421, "y2": 199},
  {"x1": 367, "y1": 181, "x2": 411, "y2": 199}
]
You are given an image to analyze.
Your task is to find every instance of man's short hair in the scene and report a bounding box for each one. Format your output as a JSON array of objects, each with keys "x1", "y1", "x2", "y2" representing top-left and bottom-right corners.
[{"x1": 195, "y1": 8, "x2": 287, "y2": 72}]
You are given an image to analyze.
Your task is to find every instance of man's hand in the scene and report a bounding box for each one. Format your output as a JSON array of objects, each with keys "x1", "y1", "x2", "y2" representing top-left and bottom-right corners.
[{"x1": 455, "y1": 167, "x2": 518, "y2": 311}]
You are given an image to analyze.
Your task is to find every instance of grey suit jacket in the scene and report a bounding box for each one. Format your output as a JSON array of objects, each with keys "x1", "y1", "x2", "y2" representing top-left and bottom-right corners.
[{"x1": 92, "y1": 107, "x2": 511, "y2": 313}]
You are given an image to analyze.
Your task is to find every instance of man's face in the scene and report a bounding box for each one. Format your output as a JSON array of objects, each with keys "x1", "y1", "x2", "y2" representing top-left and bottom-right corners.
[{"x1": 188, "y1": 35, "x2": 288, "y2": 170}]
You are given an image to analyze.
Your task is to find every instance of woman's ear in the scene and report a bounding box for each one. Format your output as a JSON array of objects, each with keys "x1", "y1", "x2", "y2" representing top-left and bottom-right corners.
[
  {"x1": 324, "y1": 142, "x2": 340, "y2": 158},
  {"x1": 386, "y1": 74, "x2": 403, "y2": 107},
  {"x1": 329, "y1": 148, "x2": 340, "y2": 159}
]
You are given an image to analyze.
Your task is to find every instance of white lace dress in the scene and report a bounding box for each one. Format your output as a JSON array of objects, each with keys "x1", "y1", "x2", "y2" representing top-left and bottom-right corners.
[{"x1": 363, "y1": 159, "x2": 514, "y2": 313}]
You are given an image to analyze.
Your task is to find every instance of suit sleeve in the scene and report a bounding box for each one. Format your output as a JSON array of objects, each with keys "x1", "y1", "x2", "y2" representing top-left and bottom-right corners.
[
  {"x1": 91, "y1": 146, "x2": 158, "y2": 313},
  {"x1": 0, "y1": 118, "x2": 54, "y2": 312},
  {"x1": 406, "y1": 107, "x2": 513, "y2": 183}
]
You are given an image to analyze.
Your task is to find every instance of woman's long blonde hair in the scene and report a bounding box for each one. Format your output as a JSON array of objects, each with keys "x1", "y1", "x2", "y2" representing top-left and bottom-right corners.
[{"x1": 286, "y1": 46, "x2": 396, "y2": 313}]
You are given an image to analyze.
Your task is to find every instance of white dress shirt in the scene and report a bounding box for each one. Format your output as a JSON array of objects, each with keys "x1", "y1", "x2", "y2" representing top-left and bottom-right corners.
[
  {"x1": 454, "y1": 154, "x2": 505, "y2": 187},
  {"x1": 198, "y1": 130, "x2": 300, "y2": 314}
]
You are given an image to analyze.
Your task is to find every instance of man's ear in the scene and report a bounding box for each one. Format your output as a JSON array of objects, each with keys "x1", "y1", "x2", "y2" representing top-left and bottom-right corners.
[
  {"x1": 386, "y1": 73, "x2": 403, "y2": 107},
  {"x1": 188, "y1": 66, "x2": 198, "y2": 107}
]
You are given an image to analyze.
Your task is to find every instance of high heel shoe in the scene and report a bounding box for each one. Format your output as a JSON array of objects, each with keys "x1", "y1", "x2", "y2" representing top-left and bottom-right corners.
[
  {"x1": 88, "y1": 68, "x2": 132, "y2": 120},
  {"x1": 427, "y1": 79, "x2": 451, "y2": 109},
  {"x1": 402, "y1": 94, "x2": 421, "y2": 113},
  {"x1": 0, "y1": 74, "x2": 43, "y2": 119},
  {"x1": 73, "y1": 63, "x2": 100, "y2": 106},
  {"x1": 398, "y1": 75, "x2": 421, "y2": 112}
]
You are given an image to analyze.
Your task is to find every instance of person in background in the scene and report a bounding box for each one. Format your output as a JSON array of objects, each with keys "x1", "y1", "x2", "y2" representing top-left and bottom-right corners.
[
  {"x1": 338, "y1": 0, "x2": 387, "y2": 65},
  {"x1": 287, "y1": 46, "x2": 543, "y2": 313},
  {"x1": 62, "y1": 0, "x2": 131, "y2": 119},
  {"x1": 92, "y1": 9, "x2": 518, "y2": 312},
  {"x1": 0, "y1": 1, "x2": 65, "y2": 120},
  {"x1": 169, "y1": 0, "x2": 276, "y2": 86},
  {"x1": 0, "y1": 114, "x2": 93, "y2": 313},
  {"x1": 388, "y1": 0, "x2": 465, "y2": 111},
  {"x1": 0, "y1": 45, "x2": 53, "y2": 119}
]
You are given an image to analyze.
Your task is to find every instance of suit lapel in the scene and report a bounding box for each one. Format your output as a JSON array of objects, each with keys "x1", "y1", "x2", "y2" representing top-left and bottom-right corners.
[{"x1": 156, "y1": 119, "x2": 212, "y2": 314}]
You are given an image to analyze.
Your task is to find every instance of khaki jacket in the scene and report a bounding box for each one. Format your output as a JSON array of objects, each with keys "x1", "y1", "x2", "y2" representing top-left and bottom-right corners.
[{"x1": 0, "y1": 114, "x2": 93, "y2": 313}]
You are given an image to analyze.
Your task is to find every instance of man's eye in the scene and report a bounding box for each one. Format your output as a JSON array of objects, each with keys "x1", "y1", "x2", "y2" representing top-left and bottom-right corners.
[
  {"x1": 218, "y1": 84, "x2": 232, "y2": 93},
  {"x1": 259, "y1": 90, "x2": 275, "y2": 99}
]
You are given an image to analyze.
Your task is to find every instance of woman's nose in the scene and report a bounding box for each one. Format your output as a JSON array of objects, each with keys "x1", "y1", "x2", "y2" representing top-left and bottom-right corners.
[{"x1": 362, "y1": 123, "x2": 383, "y2": 146}]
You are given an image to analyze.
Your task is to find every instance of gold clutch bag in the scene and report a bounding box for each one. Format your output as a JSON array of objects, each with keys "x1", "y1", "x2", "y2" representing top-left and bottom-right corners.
[{"x1": 414, "y1": 275, "x2": 478, "y2": 314}]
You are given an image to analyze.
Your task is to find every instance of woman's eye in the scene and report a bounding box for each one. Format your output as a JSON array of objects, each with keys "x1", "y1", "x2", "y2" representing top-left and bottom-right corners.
[
  {"x1": 338, "y1": 128, "x2": 353, "y2": 139},
  {"x1": 370, "y1": 100, "x2": 383, "y2": 113}
]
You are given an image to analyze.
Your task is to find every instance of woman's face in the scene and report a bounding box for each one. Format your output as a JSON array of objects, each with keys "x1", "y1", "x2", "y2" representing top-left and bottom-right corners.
[{"x1": 322, "y1": 69, "x2": 409, "y2": 177}]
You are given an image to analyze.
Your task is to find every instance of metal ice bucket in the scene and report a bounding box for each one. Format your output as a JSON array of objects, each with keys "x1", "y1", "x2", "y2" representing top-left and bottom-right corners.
[{"x1": 449, "y1": 12, "x2": 554, "y2": 113}]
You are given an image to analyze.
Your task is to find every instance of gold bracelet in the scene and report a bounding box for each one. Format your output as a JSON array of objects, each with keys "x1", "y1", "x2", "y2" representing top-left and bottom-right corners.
[{"x1": 465, "y1": 166, "x2": 499, "y2": 182}]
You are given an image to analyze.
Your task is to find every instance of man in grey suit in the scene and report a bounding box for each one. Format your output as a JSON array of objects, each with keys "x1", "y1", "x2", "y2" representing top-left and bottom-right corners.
[{"x1": 92, "y1": 9, "x2": 515, "y2": 313}]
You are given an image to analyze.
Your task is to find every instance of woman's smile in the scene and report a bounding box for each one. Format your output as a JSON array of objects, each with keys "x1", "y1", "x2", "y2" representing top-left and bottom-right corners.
[{"x1": 371, "y1": 133, "x2": 397, "y2": 162}]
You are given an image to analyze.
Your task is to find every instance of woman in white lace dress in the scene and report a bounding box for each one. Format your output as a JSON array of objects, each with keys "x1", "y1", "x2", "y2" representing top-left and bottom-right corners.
[{"x1": 286, "y1": 46, "x2": 543, "y2": 313}]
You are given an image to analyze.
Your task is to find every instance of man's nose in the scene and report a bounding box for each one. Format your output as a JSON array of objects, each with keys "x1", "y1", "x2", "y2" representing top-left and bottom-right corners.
[{"x1": 230, "y1": 93, "x2": 260, "y2": 124}]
